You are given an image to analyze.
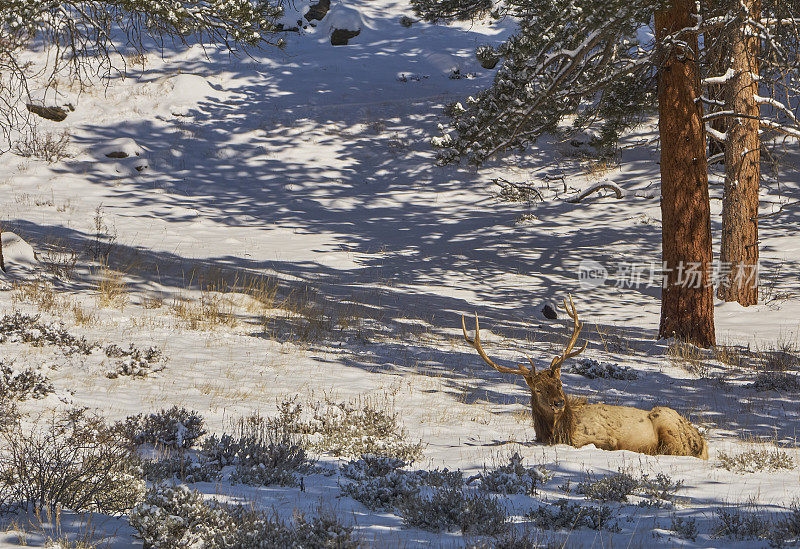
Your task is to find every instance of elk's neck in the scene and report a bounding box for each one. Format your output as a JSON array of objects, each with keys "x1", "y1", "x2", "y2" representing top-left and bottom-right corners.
[
  {"x1": 553, "y1": 399, "x2": 576, "y2": 445},
  {"x1": 532, "y1": 394, "x2": 581, "y2": 445}
]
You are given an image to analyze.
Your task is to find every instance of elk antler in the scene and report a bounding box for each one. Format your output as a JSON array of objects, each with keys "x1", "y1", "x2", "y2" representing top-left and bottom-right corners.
[
  {"x1": 462, "y1": 313, "x2": 534, "y2": 376},
  {"x1": 548, "y1": 294, "x2": 587, "y2": 371}
]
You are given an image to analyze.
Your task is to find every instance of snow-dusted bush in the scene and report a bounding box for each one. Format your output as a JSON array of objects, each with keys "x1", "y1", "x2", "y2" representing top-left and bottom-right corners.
[
  {"x1": 341, "y1": 468, "x2": 422, "y2": 511},
  {"x1": 341, "y1": 454, "x2": 406, "y2": 480},
  {"x1": 479, "y1": 452, "x2": 548, "y2": 495},
  {"x1": 714, "y1": 505, "x2": 800, "y2": 546},
  {"x1": 307, "y1": 397, "x2": 423, "y2": 462},
  {"x1": 718, "y1": 447, "x2": 795, "y2": 473},
  {"x1": 0, "y1": 362, "x2": 54, "y2": 401},
  {"x1": 341, "y1": 456, "x2": 467, "y2": 511},
  {"x1": 0, "y1": 409, "x2": 144, "y2": 514},
  {"x1": 202, "y1": 414, "x2": 312, "y2": 487},
  {"x1": 571, "y1": 358, "x2": 638, "y2": 380},
  {"x1": 576, "y1": 471, "x2": 638, "y2": 502},
  {"x1": 417, "y1": 467, "x2": 464, "y2": 489},
  {"x1": 0, "y1": 313, "x2": 94, "y2": 355},
  {"x1": 128, "y1": 485, "x2": 228, "y2": 549},
  {"x1": 638, "y1": 473, "x2": 684, "y2": 506},
  {"x1": 670, "y1": 515, "x2": 698, "y2": 542},
  {"x1": 751, "y1": 372, "x2": 800, "y2": 392},
  {"x1": 140, "y1": 454, "x2": 219, "y2": 484},
  {"x1": 121, "y1": 406, "x2": 206, "y2": 449},
  {"x1": 291, "y1": 511, "x2": 359, "y2": 549},
  {"x1": 130, "y1": 485, "x2": 359, "y2": 549},
  {"x1": 713, "y1": 507, "x2": 771, "y2": 541},
  {"x1": 399, "y1": 488, "x2": 508, "y2": 534},
  {"x1": 104, "y1": 344, "x2": 165, "y2": 378},
  {"x1": 527, "y1": 499, "x2": 617, "y2": 532}
]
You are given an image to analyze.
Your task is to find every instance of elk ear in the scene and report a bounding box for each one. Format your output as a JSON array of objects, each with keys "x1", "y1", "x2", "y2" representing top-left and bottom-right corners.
[{"x1": 549, "y1": 363, "x2": 561, "y2": 376}]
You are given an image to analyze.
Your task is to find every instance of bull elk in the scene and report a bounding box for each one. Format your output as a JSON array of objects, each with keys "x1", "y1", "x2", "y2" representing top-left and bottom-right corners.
[{"x1": 461, "y1": 296, "x2": 708, "y2": 459}]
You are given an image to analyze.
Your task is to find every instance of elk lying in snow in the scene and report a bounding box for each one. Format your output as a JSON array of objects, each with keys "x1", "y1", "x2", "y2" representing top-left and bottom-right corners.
[{"x1": 461, "y1": 297, "x2": 708, "y2": 459}]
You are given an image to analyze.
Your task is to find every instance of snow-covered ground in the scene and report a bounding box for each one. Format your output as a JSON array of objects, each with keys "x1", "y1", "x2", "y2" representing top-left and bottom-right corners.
[{"x1": 1, "y1": 0, "x2": 800, "y2": 547}]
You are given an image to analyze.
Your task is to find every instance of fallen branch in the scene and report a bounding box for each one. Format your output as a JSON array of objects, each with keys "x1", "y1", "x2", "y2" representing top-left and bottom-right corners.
[{"x1": 566, "y1": 182, "x2": 623, "y2": 203}]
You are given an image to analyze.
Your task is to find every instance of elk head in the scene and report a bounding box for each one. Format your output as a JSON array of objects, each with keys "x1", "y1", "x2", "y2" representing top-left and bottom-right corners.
[{"x1": 461, "y1": 295, "x2": 586, "y2": 442}]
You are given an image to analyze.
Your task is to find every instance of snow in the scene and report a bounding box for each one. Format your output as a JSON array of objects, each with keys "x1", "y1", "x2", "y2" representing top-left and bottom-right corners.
[{"x1": 1, "y1": 0, "x2": 800, "y2": 547}]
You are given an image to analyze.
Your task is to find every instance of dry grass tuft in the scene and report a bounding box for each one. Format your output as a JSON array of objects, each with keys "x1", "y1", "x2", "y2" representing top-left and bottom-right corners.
[
  {"x1": 668, "y1": 339, "x2": 709, "y2": 377},
  {"x1": 96, "y1": 262, "x2": 128, "y2": 309}
]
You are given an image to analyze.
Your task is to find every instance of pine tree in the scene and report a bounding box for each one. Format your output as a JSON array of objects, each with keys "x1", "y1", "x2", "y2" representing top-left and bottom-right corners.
[
  {"x1": 655, "y1": 0, "x2": 715, "y2": 346},
  {"x1": 717, "y1": 0, "x2": 761, "y2": 306},
  {"x1": 0, "y1": 0, "x2": 284, "y2": 142},
  {"x1": 701, "y1": 0, "x2": 800, "y2": 306}
]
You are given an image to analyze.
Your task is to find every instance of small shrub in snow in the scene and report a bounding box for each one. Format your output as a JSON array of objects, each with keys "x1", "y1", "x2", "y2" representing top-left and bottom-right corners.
[
  {"x1": 291, "y1": 510, "x2": 359, "y2": 549},
  {"x1": 479, "y1": 452, "x2": 548, "y2": 495},
  {"x1": 713, "y1": 507, "x2": 771, "y2": 541},
  {"x1": 713, "y1": 504, "x2": 800, "y2": 547},
  {"x1": 576, "y1": 471, "x2": 638, "y2": 502},
  {"x1": 0, "y1": 313, "x2": 95, "y2": 355},
  {"x1": 130, "y1": 485, "x2": 359, "y2": 549},
  {"x1": 0, "y1": 409, "x2": 144, "y2": 514},
  {"x1": 307, "y1": 397, "x2": 423, "y2": 462},
  {"x1": 417, "y1": 467, "x2": 464, "y2": 489},
  {"x1": 104, "y1": 344, "x2": 165, "y2": 378},
  {"x1": 140, "y1": 454, "x2": 219, "y2": 484},
  {"x1": 13, "y1": 129, "x2": 71, "y2": 162},
  {"x1": 774, "y1": 505, "x2": 800, "y2": 546},
  {"x1": 638, "y1": 473, "x2": 684, "y2": 506},
  {"x1": 751, "y1": 372, "x2": 800, "y2": 392},
  {"x1": 120, "y1": 406, "x2": 206, "y2": 449},
  {"x1": 128, "y1": 484, "x2": 228, "y2": 549},
  {"x1": 341, "y1": 454, "x2": 406, "y2": 480},
  {"x1": 398, "y1": 488, "x2": 507, "y2": 534},
  {"x1": 670, "y1": 515, "x2": 698, "y2": 542},
  {"x1": 527, "y1": 499, "x2": 617, "y2": 532},
  {"x1": 202, "y1": 414, "x2": 312, "y2": 487},
  {"x1": 717, "y1": 448, "x2": 795, "y2": 473},
  {"x1": 571, "y1": 358, "x2": 637, "y2": 380},
  {"x1": 0, "y1": 362, "x2": 54, "y2": 401},
  {"x1": 341, "y1": 469, "x2": 421, "y2": 510}
]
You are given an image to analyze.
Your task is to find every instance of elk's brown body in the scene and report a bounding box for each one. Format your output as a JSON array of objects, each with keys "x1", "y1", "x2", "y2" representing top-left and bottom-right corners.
[{"x1": 462, "y1": 296, "x2": 708, "y2": 459}]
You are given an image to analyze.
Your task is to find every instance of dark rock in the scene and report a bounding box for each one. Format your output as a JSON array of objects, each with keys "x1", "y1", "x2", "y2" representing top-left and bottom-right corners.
[
  {"x1": 26, "y1": 104, "x2": 67, "y2": 122},
  {"x1": 542, "y1": 304, "x2": 558, "y2": 320},
  {"x1": 305, "y1": 0, "x2": 330, "y2": 22},
  {"x1": 105, "y1": 151, "x2": 129, "y2": 159},
  {"x1": 330, "y1": 28, "x2": 360, "y2": 46},
  {"x1": 400, "y1": 15, "x2": 415, "y2": 27}
]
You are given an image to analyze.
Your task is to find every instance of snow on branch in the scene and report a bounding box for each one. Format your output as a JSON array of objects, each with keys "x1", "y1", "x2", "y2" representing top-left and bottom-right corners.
[{"x1": 703, "y1": 69, "x2": 737, "y2": 85}]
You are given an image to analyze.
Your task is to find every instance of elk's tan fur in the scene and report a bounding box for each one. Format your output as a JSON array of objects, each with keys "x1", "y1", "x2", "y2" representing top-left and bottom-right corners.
[{"x1": 462, "y1": 296, "x2": 708, "y2": 459}]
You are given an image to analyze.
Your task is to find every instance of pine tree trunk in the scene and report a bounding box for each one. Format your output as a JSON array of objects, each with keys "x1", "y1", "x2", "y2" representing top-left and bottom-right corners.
[
  {"x1": 706, "y1": 27, "x2": 728, "y2": 160},
  {"x1": 655, "y1": 0, "x2": 716, "y2": 347},
  {"x1": 718, "y1": 1, "x2": 760, "y2": 305}
]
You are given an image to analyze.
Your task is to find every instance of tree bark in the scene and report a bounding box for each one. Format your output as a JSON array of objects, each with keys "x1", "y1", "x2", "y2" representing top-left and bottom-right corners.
[
  {"x1": 718, "y1": 1, "x2": 760, "y2": 306},
  {"x1": 655, "y1": 0, "x2": 716, "y2": 347},
  {"x1": 706, "y1": 26, "x2": 728, "y2": 160}
]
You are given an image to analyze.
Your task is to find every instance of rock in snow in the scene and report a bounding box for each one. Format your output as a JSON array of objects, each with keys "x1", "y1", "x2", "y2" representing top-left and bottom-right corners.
[{"x1": 0, "y1": 232, "x2": 39, "y2": 277}]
